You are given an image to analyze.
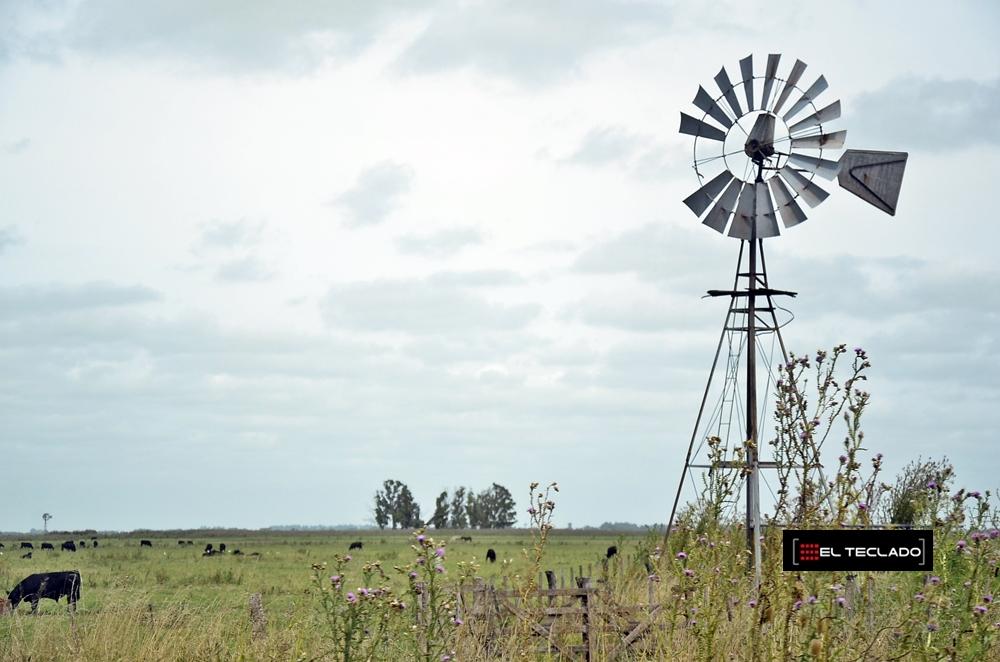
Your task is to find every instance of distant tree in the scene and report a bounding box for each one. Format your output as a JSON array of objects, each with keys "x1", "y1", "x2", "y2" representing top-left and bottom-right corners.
[
  {"x1": 449, "y1": 487, "x2": 468, "y2": 528},
  {"x1": 478, "y1": 483, "x2": 517, "y2": 528},
  {"x1": 374, "y1": 480, "x2": 404, "y2": 529},
  {"x1": 466, "y1": 490, "x2": 485, "y2": 528},
  {"x1": 42, "y1": 513, "x2": 52, "y2": 533},
  {"x1": 394, "y1": 484, "x2": 422, "y2": 529},
  {"x1": 429, "y1": 491, "x2": 450, "y2": 529},
  {"x1": 881, "y1": 456, "x2": 954, "y2": 526}
]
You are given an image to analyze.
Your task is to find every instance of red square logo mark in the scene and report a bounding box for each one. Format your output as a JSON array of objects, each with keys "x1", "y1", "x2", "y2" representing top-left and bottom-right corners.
[{"x1": 798, "y1": 542, "x2": 820, "y2": 562}]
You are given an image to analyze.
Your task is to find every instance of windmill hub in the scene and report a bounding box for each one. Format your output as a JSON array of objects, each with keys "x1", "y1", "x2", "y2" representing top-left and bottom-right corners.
[{"x1": 744, "y1": 113, "x2": 777, "y2": 163}]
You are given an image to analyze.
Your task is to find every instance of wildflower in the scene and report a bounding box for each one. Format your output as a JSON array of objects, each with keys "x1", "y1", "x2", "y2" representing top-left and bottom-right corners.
[
  {"x1": 985, "y1": 595, "x2": 994, "y2": 604},
  {"x1": 435, "y1": 547, "x2": 446, "y2": 558},
  {"x1": 452, "y1": 616, "x2": 463, "y2": 626},
  {"x1": 648, "y1": 574, "x2": 660, "y2": 582},
  {"x1": 527, "y1": 507, "x2": 536, "y2": 515},
  {"x1": 929, "y1": 576, "x2": 941, "y2": 585},
  {"x1": 974, "y1": 605, "x2": 988, "y2": 615},
  {"x1": 440, "y1": 655, "x2": 451, "y2": 662},
  {"x1": 927, "y1": 481, "x2": 937, "y2": 490},
  {"x1": 684, "y1": 568, "x2": 695, "y2": 577},
  {"x1": 957, "y1": 540, "x2": 967, "y2": 550},
  {"x1": 359, "y1": 587, "x2": 369, "y2": 597},
  {"x1": 676, "y1": 551, "x2": 687, "y2": 560},
  {"x1": 836, "y1": 597, "x2": 846, "y2": 608},
  {"x1": 409, "y1": 571, "x2": 418, "y2": 580},
  {"x1": 748, "y1": 599, "x2": 757, "y2": 608},
  {"x1": 927, "y1": 622, "x2": 939, "y2": 632},
  {"x1": 853, "y1": 347, "x2": 864, "y2": 355},
  {"x1": 416, "y1": 556, "x2": 426, "y2": 565},
  {"x1": 344, "y1": 555, "x2": 352, "y2": 562},
  {"x1": 435, "y1": 564, "x2": 445, "y2": 573},
  {"x1": 839, "y1": 455, "x2": 847, "y2": 464},
  {"x1": 914, "y1": 593, "x2": 925, "y2": 602},
  {"x1": 970, "y1": 490, "x2": 982, "y2": 498},
  {"x1": 792, "y1": 600, "x2": 803, "y2": 611},
  {"x1": 807, "y1": 595, "x2": 818, "y2": 605},
  {"x1": 858, "y1": 502, "x2": 868, "y2": 511},
  {"x1": 346, "y1": 592, "x2": 357, "y2": 604},
  {"x1": 330, "y1": 574, "x2": 342, "y2": 585},
  {"x1": 417, "y1": 534, "x2": 426, "y2": 543}
]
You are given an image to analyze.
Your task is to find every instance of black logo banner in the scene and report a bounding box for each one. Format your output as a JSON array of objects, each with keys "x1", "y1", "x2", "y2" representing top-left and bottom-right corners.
[{"x1": 782, "y1": 529, "x2": 933, "y2": 572}]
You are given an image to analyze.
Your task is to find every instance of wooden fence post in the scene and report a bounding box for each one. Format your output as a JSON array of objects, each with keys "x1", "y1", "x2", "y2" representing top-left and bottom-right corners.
[
  {"x1": 577, "y1": 577, "x2": 594, "y2": 662},
  {"x1": 249, "y1": 592, "x2": 267, "y2": 642}
]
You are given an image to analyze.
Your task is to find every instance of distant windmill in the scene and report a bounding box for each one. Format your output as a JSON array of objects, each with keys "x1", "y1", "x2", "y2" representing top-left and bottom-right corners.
[
  {"x1": 667, "y1": 54, "x2": 908, "y2": 583},
  {"x1": 42, "y1": 512, "x2": 52, "y2": 533}
]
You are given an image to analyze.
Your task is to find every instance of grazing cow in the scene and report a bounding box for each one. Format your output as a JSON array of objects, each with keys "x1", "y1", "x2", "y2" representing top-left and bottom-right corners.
[
  {"x1": 20, "y1": 542, "x2": 33, "y2": 549},
  {"x1": 232, "y1": 549, "x2": 243, "y2": 556},
  {"x1": 606, "y1": 545, "x2": 618, "y2": 560},
  {"x1": 61, "y1": 541, "x2": 77, "y2": 552},
  {"x1": 0, "y1": 542, "x2": 4, "y2": 549},
  {"x1": 348, "y1": 541, "x2": 363, "y2": 551},
  {"x1": 178, "y1": 540, "x2": 186, "y2": 546},
  {"x1": 460, "y1": 536, "x2": 473, "y2": 542},
  {"x1": 202, "y1": 549, "x2": 218, "y2": 557},
  {"x1": 7, "y1": 571, "x2": 81, "y2": 613},
  {"x1": 21, "y1": 552, "x2": 31, "y2": 559},
  {"x1": 204, "y1": 543, "x2": 214, "y2": 553},
  {"x1": 186, "y1": 541, "x2": 194, "y2": 546},
  {"x1": 140, "y1": 540, "x2": 152, "y2": 548},
  {"x1": 41, "y1": 543, "x2": 54, "y2": 551},
  {"x1": 486, "y1": 548, "x2": 497, "y2": 563},
  {"x1": 79, "y1": 541, "x2": 87, "y2": 548},
  {"x1": 219, "y1": 543, "x2": 227, "y2": 553},
  {"x1": 92, "y1": 539, "x2": 99, "y2": 548}
]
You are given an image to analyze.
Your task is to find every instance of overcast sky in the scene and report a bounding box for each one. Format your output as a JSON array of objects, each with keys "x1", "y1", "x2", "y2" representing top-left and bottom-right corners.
[{"x1": 1, "y1": 1, "x2": 998, "y2": 531}]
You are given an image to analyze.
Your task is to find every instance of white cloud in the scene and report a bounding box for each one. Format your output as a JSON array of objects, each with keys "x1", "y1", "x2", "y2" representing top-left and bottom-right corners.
[{"x1": 335, "y1": 161, "x2": 414, "y2": 227}]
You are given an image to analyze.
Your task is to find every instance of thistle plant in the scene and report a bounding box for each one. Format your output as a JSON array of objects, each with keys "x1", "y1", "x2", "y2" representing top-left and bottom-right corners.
[{"x1": 311, "y1": 555, "x2": 397, "y2": 662}]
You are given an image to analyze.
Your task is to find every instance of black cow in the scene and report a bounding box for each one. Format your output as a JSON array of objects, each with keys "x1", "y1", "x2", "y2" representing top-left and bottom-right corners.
[
  {"x1": 21, "y1": 552, "x2": 31, "y2": 559},
  {"x1": 348, "y1": 541, "x2": 363, "y2": 551},
  {"x1": 219, "y1": 543, "x2": 227, "y2": 553},
  {"x1": 606, "y1": 545, "x2": 618, "y2": 559},
  {"x1": 20, "y1": 542, "x2": 33, "y2": 549},
  {"x1": 0, "y1": 542, "x2": 4, "y2": 549},
  {"x1": 61, "y1": 541, "x2": 77, "y2": 552},
  {"x1": 79, "y1": 540, "x2": 87, "y2": 548},
  {"x1": 140, "y1": 540, "x2": 152, "y2": 548},
  {"x1": 91, "y1": 539, "x2": 99, "y2": 548},
  {"x1": 178, "y1": 540, "x2": 186, "y2": 546},
  {"x1": 41, "y1": 543, "x2": 54, "y2": 551},
  {"x1": 186, "y1": 541, "x2": 194, "y2": 546},
  {"x1": 7, "y1": 571, "x2": 81, "y2": 613},
  {"x1": 204, "y1": 543, "x2": 214, "y2": 553},
  {"x1": 486, "y1": 548, "x2": 497, "y2": 563},
  {"x1": 460, "y1": 536, "x2": 472, "y2": 542},
  {"x1": 232, "y1": 549, "x2": 243, "y2": 556}
]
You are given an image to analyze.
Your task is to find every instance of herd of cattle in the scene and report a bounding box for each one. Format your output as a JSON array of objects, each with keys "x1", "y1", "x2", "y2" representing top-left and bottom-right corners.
[{"x1": 0, "y1": 537, "x2": 626, "y2": 614}]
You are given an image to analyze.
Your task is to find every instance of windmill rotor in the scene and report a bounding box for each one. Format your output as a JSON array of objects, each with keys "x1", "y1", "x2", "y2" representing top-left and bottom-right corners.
[{"x1": 679, "y1": 54, "x2": 909, "y2": 237}]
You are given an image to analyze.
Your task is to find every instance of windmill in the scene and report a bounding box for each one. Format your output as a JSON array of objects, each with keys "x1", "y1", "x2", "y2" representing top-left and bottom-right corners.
[{"x1": 666, "y1": 54, "x2": 907, "y2": 583}]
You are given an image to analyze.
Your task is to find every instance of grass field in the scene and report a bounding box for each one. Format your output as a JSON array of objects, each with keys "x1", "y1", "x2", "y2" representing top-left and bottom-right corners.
[{"x1": 0, "y1": 529, "x2": 645, "y2": 660}]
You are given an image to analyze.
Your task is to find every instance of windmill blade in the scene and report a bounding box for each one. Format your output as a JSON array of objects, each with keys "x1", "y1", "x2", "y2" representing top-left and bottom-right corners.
[
  {"x1": 714, "y1": 67, "x2": 743, "y2": 118},
  {"x1": 782, "y1": 76, "x2": 829, "y2": 122},
  {"x1": 683, "y1": 171, "x2": 734, "y2": 217},
  {"x1": 693, "y1": 85, "x2": 733, "y2": 129},
  {"x1": 837, "y1": 149, "x2": 909, "y2": 215},
  {"x1": 679, "y1": 112, "x2": 727, "y2": 142},
  {"x1": 768, "y1": 176, "x2": 808, "y2": 228},
  {"x1": 754, "y1": 181, "x2": 780, "y2": 237},
  {"x1": 771, "y1": 59, "x2": 807, "y2": 114},
  {"x1": 760, "y1": 54, "x2": 781, "y2": 110},
  {"x1": 739, "y1": 55, "x2": 754, "y2": 111},
  {"x1": 702, "y1": 179, "x2": 743, "y2": 234},
  {"x1": 779, "y1": 166, "x2": 829, "y2": 208},
  {"x1": 728, "y1": 181, "x2": 757, "y2": 239},
  {"x1": 791, "y1": 130, "x2": 847, "y2": 150},
  {"x1": 787, "y1": 153, "x2": 841, "y2": 180},
  {"x1": 787, "y1": 100, "x2": 841, "y2": 134}
]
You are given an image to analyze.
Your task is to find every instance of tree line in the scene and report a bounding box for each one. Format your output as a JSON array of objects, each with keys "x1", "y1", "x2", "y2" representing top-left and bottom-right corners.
[{"x1": 373, "y1": 480, "x2": 517, "y2": 530}]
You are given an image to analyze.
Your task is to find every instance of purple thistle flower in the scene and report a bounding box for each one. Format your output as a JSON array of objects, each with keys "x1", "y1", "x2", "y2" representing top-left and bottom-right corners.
[
  {"x1": 344, "y1": 555, "x2": 352, "y2": 562},
  {"x1": 452, "y1": 616, "x2": 463, "y2": 626},
  {"x1": 435, "y1": 547, "x2": 446, "y2": 558},
  {"x1": 807, "y1": 595, "x2": 818, "y2": 605},
  {"x1": 985, "y1": 595, "x2": 994, "y2": 604},
  {"x1": 836, "y1": 597, "x2": 846, "y2": 608},
  {"x1": 748, "y1": 599, "x2": 757, "y2": 608},
  {"x1": 858, "y1": 502, "x2": 868, "y2": 511},
  {"x1": 914, "y1": 593, "x2": 925, "y2": 602},
  {"x1": 359, "y1": 587, "x2": 369, "y2": 597},
  {"x1": 974, "y1": 605, "x2": 988, "y2": 615},
  {"x1": 440, "y1": 655, "x2": 451, "y2": 662},
  {"x1": 957, "y1": 540, "x2": 967, "y2": 550},
  {"x1": 927, "y1": 622, "x2": 939, "y2": 632},
  {"x1": 330, "y1": 575, "x2": 341, "y2": 585},
  {"x1": 792, "y1": 600, "x2": 802, "y2": 611},
  {"x1": 929, "y1": 576, "x2": 941, "y2": 585},
  {"x1": 970, "y1": 490, "x2": 982, "y2": 498},
  {"x1": 416, "y1": 556, "x2": 426, "y2": 565},
  {"x1": 684, "y1": 568, "x2": 695, "y2": 577},
  {"x1": 527, "y1": 507, "x2": 536, "y2": 515},
  {"x1": 927, "y1": 481, "x2": 937, "y2": 490},
  {"x1": 435, "y1": 564, "x2": 445, "y2": 573},
  {"x1": 416, "y1": 534, "x2": 425, "y2": 543},
  {"x1": 676, "y1": 551, "x2": 687, "y2": 560},
  {"x1": 409, "y1": 571, "x2": 418, "y2": 579},
  {"x1": 346, "y1": 592, "x2": 357, "y2": 604},
  {"x1": 990, "y1": 529, "x2": 1000, "y2": 540},
  {"x1": 839, "y1": 454, "x2": 848, "y2": 464}
]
